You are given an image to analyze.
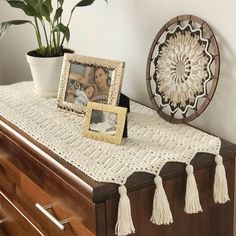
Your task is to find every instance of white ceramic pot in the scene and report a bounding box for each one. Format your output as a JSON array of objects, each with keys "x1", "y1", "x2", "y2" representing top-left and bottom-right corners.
[{"x1": 26, "y1": 53, "x2": 64, "y2": 97}]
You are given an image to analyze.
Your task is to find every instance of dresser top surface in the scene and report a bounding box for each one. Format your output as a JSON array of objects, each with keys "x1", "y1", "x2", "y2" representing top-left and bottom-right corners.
[{"x1": 1, "y1": 112, "x2": 236, "y2": 203}]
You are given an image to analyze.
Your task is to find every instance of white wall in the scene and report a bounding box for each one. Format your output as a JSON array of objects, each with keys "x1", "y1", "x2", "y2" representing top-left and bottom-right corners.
[
  {"x1": 0, "y1": 2, "x2": 34, "y2": 84},
  {"x1": 0, "y1": 0, "x2": 236, "y2": 144}
]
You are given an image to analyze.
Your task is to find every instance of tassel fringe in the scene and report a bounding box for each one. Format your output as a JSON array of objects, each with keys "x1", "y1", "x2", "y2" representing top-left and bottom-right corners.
[
  {"x1": 214, "y1": 154, "x2": 230, "y2": 203},
  {"x1": 114, "y1": 157, "x2": 229, "y2": 233},
  {"x1": 150, "y1": 175, "x2": 173, "y2": 225},
  {"x1": 184, "y1": 164, "x2": 203, "y2": 214},
  {"x1": 115, "y1": 185, "x2": 135, "y2": 236}
]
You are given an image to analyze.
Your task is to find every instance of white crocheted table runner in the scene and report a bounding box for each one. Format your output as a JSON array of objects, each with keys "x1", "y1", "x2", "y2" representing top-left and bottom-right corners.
[{"x1": 0, "y1": 82, "x2": 229, "y2": 236}]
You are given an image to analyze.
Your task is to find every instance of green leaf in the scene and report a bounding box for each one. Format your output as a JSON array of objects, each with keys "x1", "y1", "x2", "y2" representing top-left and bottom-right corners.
[
  {"x1": 7, "y1": 0, "x2": 45, "y2": 19},
  {"x1": 74, "y1": 0, "x2": 96, "y2": 7},
  {"x1": 6, "y1": 0, "x2": 36, "y2": 16},
  {"x1": 23, "y1": 0, "x2": 44, "y2": 19},
  {"x1": 32, "y1": 0, "x2": 44, "y2": 19},
  {"x1": 0, "y1": 20, "x2": 32, "y2": 39},
  {"x1": 42, "y1": 0, "x2": 53, "y2": 22},
  {"x1": 53, "y1": 7, "x2": 63, "y2": 23},
  {"x1": 72, "y1": 0, "x2": 107, "y2": 12},
  {"x1": 6, "y1": 0, "x2": 26, "y2": 9},
  {"x1": 44, "y1": 0, "x2": 53, "y2": 11},
  {"x1": 24, "y1": 0, "x2": 42, "y2": 8},
  {"x1": 53, "y1": 23, "x2": 70, "y2": 42},
  {"x1": 58, "y1": 0, "x2": 64, "y2": 6}
]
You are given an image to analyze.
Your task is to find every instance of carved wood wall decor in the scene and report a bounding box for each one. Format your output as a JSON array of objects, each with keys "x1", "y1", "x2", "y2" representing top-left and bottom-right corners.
[{"x1": 146, "y1": 15, "x2": 220, "y2": 123}]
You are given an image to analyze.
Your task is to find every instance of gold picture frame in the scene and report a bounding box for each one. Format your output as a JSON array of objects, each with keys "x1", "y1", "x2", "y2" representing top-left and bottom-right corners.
[
  {"x1": 83, "y1": 102, "x2": 127, "y2": 144},
  {"x1": 57, "y1": 53, "x2": 125, "y2": 114}
]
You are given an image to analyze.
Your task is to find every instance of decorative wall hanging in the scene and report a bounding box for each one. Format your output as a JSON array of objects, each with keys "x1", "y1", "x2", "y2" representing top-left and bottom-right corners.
[
  {"x1": 146, "y1": 15, "x2": 220, "y2": 123},
  {"x1": 57, "y1": 53, "x2": 125, "y2": 114}
]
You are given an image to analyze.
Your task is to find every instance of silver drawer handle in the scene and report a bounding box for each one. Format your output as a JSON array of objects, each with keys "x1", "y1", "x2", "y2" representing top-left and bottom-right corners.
[{"x1": 35, "y1": 203, "x2": 69, "y2": 231}]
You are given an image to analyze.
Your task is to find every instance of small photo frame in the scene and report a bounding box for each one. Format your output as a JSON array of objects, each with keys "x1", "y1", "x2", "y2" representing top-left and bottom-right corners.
[
  {"x1": 83, "y1": 102, "x2": 127, "y2": 144},
  {"x1": 57, "y1": 53, "x2": 125, "y2": 114}
]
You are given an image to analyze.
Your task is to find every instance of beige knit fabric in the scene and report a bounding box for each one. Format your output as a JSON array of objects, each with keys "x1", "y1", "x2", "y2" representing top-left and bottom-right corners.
[{"x1": 0, "y1": 82, "x2": 221, "y2": 185}]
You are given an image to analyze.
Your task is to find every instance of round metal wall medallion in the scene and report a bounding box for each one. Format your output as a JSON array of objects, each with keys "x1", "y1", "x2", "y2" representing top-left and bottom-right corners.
[{"x1": 146, "y1": 15, "x2": 220, "y2": 123}]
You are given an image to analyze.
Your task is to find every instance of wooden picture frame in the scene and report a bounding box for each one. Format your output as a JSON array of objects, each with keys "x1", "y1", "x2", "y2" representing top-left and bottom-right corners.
[
  {"x1": 83, "y1": 102, "x2": 127, "y2": 144},
  {"x1": 57, "y1": 53, "x2": 125, "y2": 114}
]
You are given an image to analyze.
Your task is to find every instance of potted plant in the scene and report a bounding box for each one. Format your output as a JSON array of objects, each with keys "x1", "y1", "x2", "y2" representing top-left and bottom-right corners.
[{"x1": 0, "y1": 0, "x2": 107, "y2": 97}]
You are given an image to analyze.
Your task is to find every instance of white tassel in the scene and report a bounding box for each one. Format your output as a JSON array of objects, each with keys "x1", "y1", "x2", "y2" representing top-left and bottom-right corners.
[
  {"x1": 214, "y1": 154, "x2": 230, "y2": 204},
  {"x1": 150, "y1": 175, "x2": 173, "y2": 225},
  {"x1": 184, "y1": 164, "x2": 203, "y2": 214},
  {"x1": 115, "y1": 185, "x2": 135, "y2": 236}
]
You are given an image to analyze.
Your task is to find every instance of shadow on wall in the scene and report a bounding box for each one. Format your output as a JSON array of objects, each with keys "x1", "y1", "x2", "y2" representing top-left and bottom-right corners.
[
  {"x1": 0, "y1": 28, "x2": 34, "y2": 85},
  {"x1": 191, "y1": 27, "x2": 236, "y2": 143},
  {"x1": 0, "y1": 1, "x2": 35, "y2": 85}
]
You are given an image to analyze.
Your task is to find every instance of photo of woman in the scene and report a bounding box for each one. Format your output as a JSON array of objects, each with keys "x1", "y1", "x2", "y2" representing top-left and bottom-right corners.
[
  {"x1": 65, "y1": 64, "x2": 113, "y2": 108},
  {"x1": 92, "y1": 67, "x2": 112, "y2": 104},
  {"x1": 58, "y1": 54, "x2": 125, "y2": 115}
]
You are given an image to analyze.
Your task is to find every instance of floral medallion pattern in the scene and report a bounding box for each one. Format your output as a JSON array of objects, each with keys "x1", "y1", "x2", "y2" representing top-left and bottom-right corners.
[{"x1": 153, "y1": 24, "x2": 212, "y2": 113}]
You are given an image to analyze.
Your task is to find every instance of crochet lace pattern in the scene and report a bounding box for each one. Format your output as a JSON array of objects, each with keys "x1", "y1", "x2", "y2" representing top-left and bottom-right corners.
[{"x1": 0, "y1": 82, "x2": 228, "y2": 236}]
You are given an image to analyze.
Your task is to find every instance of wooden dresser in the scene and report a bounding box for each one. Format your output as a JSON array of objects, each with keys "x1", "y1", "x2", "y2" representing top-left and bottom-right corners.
[{"x1": 0, "y1": 115, "x2": 235, "y2": 236}]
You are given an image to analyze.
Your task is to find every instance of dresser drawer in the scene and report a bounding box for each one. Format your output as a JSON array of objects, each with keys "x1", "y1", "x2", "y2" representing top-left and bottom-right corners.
[
  {"x1": 0, "y1": 145, "x2": 96, "y2": 236},
  {"x1": 0, "y1": 191, "x2": 43, "y2": 236},
  {"x1": 16, "y1": 171, "x2": 95, "y2": 236}
]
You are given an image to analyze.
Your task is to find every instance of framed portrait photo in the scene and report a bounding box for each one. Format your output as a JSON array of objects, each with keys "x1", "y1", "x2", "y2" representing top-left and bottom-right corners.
[
  {"x1": 57, "y1": 53, "x2": 125, "y2": 114},
  {"x1": 83, "y1": 102, "x2": 127, "y2": 145}
]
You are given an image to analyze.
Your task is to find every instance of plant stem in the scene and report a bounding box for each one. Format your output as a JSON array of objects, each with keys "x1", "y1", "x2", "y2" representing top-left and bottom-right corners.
[
  {"x1": 41, "y1": 20, "x2": 50, "y2": 54},
  {"x1": 52, "y1": 21, "x2": 57, "y2": 54},
  {"x1": 34, "y1": 17, "x2": 43, "y2": 53},
  {"x1": 60, "y1": 7, "x2": 74, "y2": 48},
  {"x1": 57, "y1": 1, "x2": 61, "y2": 50}
]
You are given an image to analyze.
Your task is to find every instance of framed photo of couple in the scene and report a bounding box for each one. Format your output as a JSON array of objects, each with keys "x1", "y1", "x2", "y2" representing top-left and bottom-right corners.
[
  {"x1": 83, "y1": 102, "x2": 127, "y2": 145},
  {"x1": 57, "y1": 53, "x2": 125, "y2": 114}
]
